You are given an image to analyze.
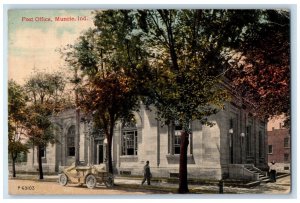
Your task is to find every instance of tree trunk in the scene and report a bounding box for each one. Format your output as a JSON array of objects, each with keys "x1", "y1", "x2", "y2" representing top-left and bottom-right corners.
[
  {"x1": 37, "y1": 145, "x2": 44, "y2": 180},
  {"x1": 106, "y1": 116, "x2": 115, "y2": 175},
  {"x1": 178, "y1": 131, "x2": 189, "y2": 194},
  {"x1": 11, "y1": 153, "x2": 17, "y2": 178},
  {"x1": 107, "y1": 134, "x2": 113, "y2": 174}
]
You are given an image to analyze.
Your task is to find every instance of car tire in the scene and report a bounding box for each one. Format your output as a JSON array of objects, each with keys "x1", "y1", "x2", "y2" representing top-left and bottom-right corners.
[
  {"x1": 86, "y1": 174, "x2": 97, "y2": 189},
  {"x1": 59, "y1": 173, "x2": 68, "y2": 186},
  {"x1": 104, "y1": 173, "x2": 114, "y2": 188}
]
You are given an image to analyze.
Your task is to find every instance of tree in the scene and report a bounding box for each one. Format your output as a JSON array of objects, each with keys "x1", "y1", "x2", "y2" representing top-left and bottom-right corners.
[
  {"x1": 61, "y1": 10, "x2": 146, "y2": 174},
  {"x1": 225, "y1": 10, "x2": 290, "y2": 126},
  {"x1": 8, "y1": 80, "x2": 29, "y2": 177},
  {"x1": 133, "y1": 10, "x2": 231, "y2": 193},
  {"x1": 79, "y1": 72, "x2": 139, "y2": 174},
  {"x1": 68, "y1": 10, "x2": 233, "y2": 193},
  {"x1": 24, "y1": 72, "x2": 66, "y2": 179}
]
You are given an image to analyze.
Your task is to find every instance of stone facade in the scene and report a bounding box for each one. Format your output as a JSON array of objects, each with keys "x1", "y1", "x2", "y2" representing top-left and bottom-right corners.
[{"x1": 22, "y1": 100, "x2": 268, "y2": 180}]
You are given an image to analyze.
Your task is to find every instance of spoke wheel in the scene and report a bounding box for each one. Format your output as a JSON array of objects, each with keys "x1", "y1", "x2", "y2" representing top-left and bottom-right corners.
[
  {"x1": 86, "y1": 174, "x2": 97, "y2": 189},
  {"x1": 104, "y1": 174, "x2": 114, "y2": 188},
  {"x1": 58, "y1": 173, "x2": 68, "y2": 186}
]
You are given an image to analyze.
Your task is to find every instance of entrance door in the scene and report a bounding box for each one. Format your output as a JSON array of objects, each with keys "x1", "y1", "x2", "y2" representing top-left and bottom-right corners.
[{"x1": 97, "y1": 144, "x2": 104, "y2": 164}]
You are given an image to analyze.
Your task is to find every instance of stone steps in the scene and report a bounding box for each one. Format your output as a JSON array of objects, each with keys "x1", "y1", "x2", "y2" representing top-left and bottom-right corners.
[{"x1": 244, "y1": 166, "x2": 270, "y2": 183}]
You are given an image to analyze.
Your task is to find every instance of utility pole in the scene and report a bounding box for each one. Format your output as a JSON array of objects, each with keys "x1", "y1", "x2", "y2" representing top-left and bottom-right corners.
[{"x1": 74, "y1": 67, "x2": 80, "y2": 166}]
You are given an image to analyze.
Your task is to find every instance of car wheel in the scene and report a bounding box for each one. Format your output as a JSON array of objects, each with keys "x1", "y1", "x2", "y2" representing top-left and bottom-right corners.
[
  {"x1": 59, "y1": 173, "x2": 68, "y2": 186},
  {"x1": 104, "y1": 174, "x2": 114, "y2": 188},
  {"x1": 86, "y1": 174, "x2": 97, "y2": 189}
]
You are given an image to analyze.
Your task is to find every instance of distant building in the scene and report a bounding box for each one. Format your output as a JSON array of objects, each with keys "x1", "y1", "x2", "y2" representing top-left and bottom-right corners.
[{"x1": 267, "y1": 117, "x2": 291, "y2": 172}]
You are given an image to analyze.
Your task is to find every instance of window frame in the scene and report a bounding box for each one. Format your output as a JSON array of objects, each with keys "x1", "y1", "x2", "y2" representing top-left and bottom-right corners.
[
  {"x1": 246, "y1": 125, "x2": 252, "y2": 156},
  {"x1": 268, "y1": 145, "x2": 273, "y2": 154},
  {"x1": 168, "y1": 120, "x2": 192, "y2": 155},
  {"x1": 284, "y1": 153, "x2": 289, "y2": 162},
  {"x1": 284, "y1": 137, "x2": 290, "y2": 148},
  {"x1": 259, "y1": 131, "x2": 265, "y2": 158},
  {"x1": 121, "y1": 120, "x2": 138, "y2": 156},
  {"x1": 67, "y1": 125, "x2": 75, "y2": 157},
  {"x1": 40, "y1": 145, "x2": 46, "y2": 158},
  {"x1": 121, "y1": 129, "x2": 138, "y2": 156}
]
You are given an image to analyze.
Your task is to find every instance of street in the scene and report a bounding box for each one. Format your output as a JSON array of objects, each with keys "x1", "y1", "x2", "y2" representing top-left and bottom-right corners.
[
  {"x1": 8, "y1": 179, "x2": 157, "y2": 195},
  {"x1": 8, "y1": 175, "x2": 291, "y2": 195}
]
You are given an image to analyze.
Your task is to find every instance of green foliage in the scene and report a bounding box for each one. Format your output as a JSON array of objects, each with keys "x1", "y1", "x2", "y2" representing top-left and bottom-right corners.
[
  {"x1": 24, "y1": 71, "x2": 66, "y2": 146},
  {"x1": 70, "y1": 11, "x2": 144, "y2": 129},
  {"x1": 8, "y1": 80, "x2": 27, "y2": 120},
  {"x1": 131, "y1": 10, "x2": 231, "y2": 130},
  {"x1": 8, "y1": 80, "x2": 29, "y2": 159},
  {"x1": 25, "y1": 71, "x2": 66, "y2": 110}
]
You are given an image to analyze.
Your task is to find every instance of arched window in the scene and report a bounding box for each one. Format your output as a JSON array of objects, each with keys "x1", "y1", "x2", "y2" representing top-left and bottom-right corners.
[
  {"x1": 67, "y1": 126, "x2": 75, "y2": 157},
  {"x1": 121, "y1": 119, "x2": 138, "y2": 156}
]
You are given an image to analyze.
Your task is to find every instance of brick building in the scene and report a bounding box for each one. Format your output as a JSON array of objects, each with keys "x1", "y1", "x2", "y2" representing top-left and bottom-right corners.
[{"x1": 267, "y1": 117, "x2": 291, "y2": 172}]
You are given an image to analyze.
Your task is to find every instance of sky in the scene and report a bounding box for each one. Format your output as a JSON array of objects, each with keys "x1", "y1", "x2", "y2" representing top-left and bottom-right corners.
[{"x1": 8, "y1": 10, "x2": 95, "y2": 84}]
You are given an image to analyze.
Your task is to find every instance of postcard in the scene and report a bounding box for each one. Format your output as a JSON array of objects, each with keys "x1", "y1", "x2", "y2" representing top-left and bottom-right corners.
[{"x1": 7, "y1": 8, "x2": 291, "y2": 196}]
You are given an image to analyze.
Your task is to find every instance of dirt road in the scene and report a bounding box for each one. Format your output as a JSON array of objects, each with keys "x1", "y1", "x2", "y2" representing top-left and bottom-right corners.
[
  {"x1": 8, "y1": 179, "x2": 155, "y2": 195},
  {"x1": 8, "y1": 175, "x2": 291, "y2": 195}
]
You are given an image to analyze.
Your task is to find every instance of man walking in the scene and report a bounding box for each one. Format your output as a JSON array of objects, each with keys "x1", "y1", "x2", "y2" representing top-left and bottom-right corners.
[{"x1": 141, "y1": 161, "x2": 151, "y2": 185}]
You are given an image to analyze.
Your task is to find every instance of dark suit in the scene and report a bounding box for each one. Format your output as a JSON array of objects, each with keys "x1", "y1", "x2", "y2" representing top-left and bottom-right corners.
[{"x1": 141, "y1": 163, "x2": 151, "y2": 185}]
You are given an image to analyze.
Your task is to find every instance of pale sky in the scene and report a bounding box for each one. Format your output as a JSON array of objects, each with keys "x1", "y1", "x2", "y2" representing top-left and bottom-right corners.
[{"x1": 8, "y1": 10, "x2": 95, "y2": 84}]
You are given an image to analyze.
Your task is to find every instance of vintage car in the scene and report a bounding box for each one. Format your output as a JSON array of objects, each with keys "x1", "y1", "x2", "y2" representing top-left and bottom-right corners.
[{"x1": 58, "y1": 162, "x2": 114, "y2": 189}]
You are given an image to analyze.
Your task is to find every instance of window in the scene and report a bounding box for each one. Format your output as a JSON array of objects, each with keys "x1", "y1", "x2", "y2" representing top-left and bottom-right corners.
[
  {"x1": 174, "y1": 122, "x2": 182, "y2": 154},
  {"x1": 121, "y1": 119, "x2": 138, "y2": 156},
  {"x1": 40, "y1": 145, "x2": 46, "y2": 158},
  {"x1": 246, "y1": 125, "x2": 252, "y2": 156},
  {"x1": 259, "y1": 131, "x2": 264, "y2": 158},
  {"x1": 168, "y1": 120, "x2": 192, "y2": 155},
  {"x1": 229, "y1": 118, "x2": 234, "y2": 129},
  {"x1": 284, "y1": 153, "x2": 289, "y2": 162},
  {"x1": 268, "y1": 145, "x2": 273, "y2": 154},
  {"x1": 67, "y1": 126, "x2": 75, "y2": 156},
  {"x1": 16, "y1": 151, "x2": 28, "y2": 162},
  {"x1": 284, "y1": 137, "x2": 289, "y2": 148}
]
